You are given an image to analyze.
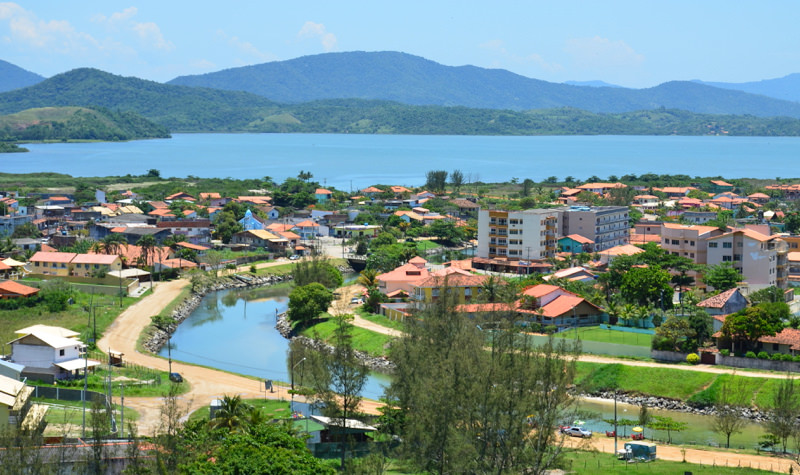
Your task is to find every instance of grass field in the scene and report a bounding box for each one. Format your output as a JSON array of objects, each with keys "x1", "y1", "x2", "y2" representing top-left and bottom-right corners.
[
  {"x1": 565, "y1": 450, "x2": 774, "y2": 474},
  {"x1": 188, "y1": 398, "x2": 291, "y2": 423},
  {"x1": 1, "y1": 287, "x2": 139, "y2": 351},
  {"x1": 300, "y1": 317, "x2": 392, "y2": 356},
  {"x1": 358, "y1": 310, "x2": 406, "y2": 332},
  {"x1": 555, "y1": 326, "x2": 654, "y2": 347}
]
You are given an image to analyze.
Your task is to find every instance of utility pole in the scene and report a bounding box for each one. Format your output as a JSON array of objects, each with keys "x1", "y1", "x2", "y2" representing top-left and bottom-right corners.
[
  {"x1": 82, "y1": 347, "x2": 88, "y2": 439},
  {"x1": 120, "y1": 382, "x2": 124, "y2": 438}
]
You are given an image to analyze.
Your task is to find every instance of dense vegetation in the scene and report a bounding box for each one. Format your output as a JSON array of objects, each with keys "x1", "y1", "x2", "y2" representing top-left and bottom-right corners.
[
  {"x1": 168, "y1": 51, "x2": 800, "y2": 118},
  {"x1": 0, "y1": 106, "x2": 170, "y2": 143},
  {"x1": 3, "y1": 67, "x2": 800, "y2": 135}
]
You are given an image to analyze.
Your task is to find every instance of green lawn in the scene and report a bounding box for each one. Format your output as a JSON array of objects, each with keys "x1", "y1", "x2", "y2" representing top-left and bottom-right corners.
[
  {"x1": 565, "y1": 450, "x2": 774, "y2": 474},
  {"x1": 188, "y1": 398, "x2": 291, "y2": 423},
  {"x1": 555, "y1": 326, "x2": 654, "y2": 347},
  {"x1": 576, "y1": 363, "x2": 717, "y2": 400},
  {"x1": 300, "y1": 317, "x2": 392, "y2": 357},
  {"x1": 0, "y1": 287, "x2": 139, "y2": 350},
  {"x1": 416, "y1": 240, "x2": 441, "y2": 252},
  {"x1": 358, "y1": 310, "x2": 406, "y2": 332}
]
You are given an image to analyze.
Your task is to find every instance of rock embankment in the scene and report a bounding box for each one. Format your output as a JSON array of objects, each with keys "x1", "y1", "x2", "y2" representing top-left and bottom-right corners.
[
  {"x1": 276, "y1": 312, "x2": 396, "y2": 373},
  {"x1": 586, "y1": 391, "x2": 768, "y2": 422},
  {"x1": 143, "y1": 274, "x2": 292, "y2": 353}
]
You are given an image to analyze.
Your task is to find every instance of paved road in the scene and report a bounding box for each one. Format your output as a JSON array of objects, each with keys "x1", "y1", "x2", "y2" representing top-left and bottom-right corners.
[{"x1": 98, "y1": 279, "x2": 382, "y2": 436}]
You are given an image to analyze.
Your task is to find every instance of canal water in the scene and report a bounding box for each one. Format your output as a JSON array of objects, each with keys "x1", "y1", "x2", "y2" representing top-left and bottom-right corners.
[
  {"x1": 162, "y1": 284, "x2": 765, "y2": 448},
  {"x1": 158, "y1": 284, "x2": 391, "y2": 400}
]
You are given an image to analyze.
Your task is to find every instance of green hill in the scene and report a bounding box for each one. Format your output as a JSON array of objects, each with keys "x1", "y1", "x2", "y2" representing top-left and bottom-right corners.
[
  {"x1": 168, "y1": 51, "x2": 800, "y2": 118},
  {"x1": 0, "y1": 106, "x2": 170, "y2": 142},
  {"x1": 0, "y1": 59, "x2": 45, "y2": 93},
  {"x1": 4, "y1": 68, "x2": 800, "y2": 136},
  {"x1": 0, "y1": 68, "x2": 278, "y2": 131}
]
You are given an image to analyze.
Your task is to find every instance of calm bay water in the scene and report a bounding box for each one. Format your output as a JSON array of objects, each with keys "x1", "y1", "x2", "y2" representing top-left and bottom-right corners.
[
  {"x1": 158, "y1": 285, "x2": 391, "y2": 400},
  {"x1": 10, "y1": 134, "x2": 800, "y2": 190}
]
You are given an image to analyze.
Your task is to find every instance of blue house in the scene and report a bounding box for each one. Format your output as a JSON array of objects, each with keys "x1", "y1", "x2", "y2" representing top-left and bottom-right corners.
[
  {"x1": 239, "y1": 209, "x2": 265, "y2": 231},
  {"x1": 558, "y1": 234, "x2": 594, "y2": 254}
]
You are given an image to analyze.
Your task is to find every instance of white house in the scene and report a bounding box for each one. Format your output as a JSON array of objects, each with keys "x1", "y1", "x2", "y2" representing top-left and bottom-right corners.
[{"x1": 9, "y1": 330, "x2": 100, "y2": 381}]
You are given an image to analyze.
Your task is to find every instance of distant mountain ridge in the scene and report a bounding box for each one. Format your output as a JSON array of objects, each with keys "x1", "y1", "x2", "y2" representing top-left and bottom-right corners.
[
  {"x1": 693, "y1": 74, "x2": 800, "y2": 104},
  {"x1": 0, "y1": 60, "x2": 45, "y2": 93},
  {"x1": 167, "y1": 51, "x2": 800, "y2": 118},
  {"x1": 564, "y1": 80, "x2": 623, "y2": 88}
]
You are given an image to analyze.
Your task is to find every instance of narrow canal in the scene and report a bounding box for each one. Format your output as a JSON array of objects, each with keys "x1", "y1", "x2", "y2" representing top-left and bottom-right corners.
[
  {"x1": 158, "y1": 284, "x2": 391, "y2": 400},
  {"x1": 162, "y1": 284, "x2": 765, "y2": 448}
]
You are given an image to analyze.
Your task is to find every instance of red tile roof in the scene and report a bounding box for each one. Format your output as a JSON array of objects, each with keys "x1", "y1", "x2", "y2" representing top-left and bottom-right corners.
[
  {"x1": 697, "y1": 288, "x2": 740, "y2": 309},
  {"x1": 30, "y1": 251, "x2": 77, "y2": 263},
  {"x1": 72, "y1": 254, "x2": 120, "y2": 265},
  {"x1": 760, "y1": 328, "x2": 800, "y2": 351},
  {"x1": 415, "y1": 273, "x2": 488, "y2": 288},
  {"x1": 522, "y1": 284, "x2": 561, "y2": 298},
  {"x1": 0, "y1": 280, "x2": 40, "y2": 297}
]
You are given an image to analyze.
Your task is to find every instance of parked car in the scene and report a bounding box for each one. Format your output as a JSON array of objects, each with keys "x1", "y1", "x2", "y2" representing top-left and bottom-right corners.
[
  {"x1": 289, "y1": 255, "x2": 300, "y2": 260},
  {"x1": 350, "y1": 297, "x2": 364, "y2": 305},
  {"x1": 169, "y1": 372, "x2": 183, "y2": 383},
  {"x1": 561, "y1": 426, "x2": 592, "y2": 438}
]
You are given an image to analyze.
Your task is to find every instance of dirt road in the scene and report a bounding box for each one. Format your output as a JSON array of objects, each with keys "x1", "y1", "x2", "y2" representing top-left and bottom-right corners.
[
  {"x1": 567, "y1": 434, "x2": 798, "y2": 473},
  {"x1": 98, "y1": 279, "x2": 381, "y2": 436}
]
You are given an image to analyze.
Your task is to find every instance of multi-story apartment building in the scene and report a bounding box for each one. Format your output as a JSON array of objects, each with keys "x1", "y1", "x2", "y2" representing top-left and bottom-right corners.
[
  {"x1": 477, "y1": 209, "x2": 558, "y2": 260},
  {"x1": 706, "y1": 229, "x2": 788, "y2": 290},
  {"x1": 660, "y1": 223, "x2": 725, "y2": 264},
  {"x1": 558, "y1": 206, "x2": 630, "y2": 252}
]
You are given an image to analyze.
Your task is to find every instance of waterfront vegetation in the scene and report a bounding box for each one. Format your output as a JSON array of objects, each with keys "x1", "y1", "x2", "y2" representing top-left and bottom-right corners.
[
  {"x1": 564, "y1": 451, "x2": 775, "y2": 475},
  {"x1": 300, "y1": 315, "x2": 392, "y2": 357}
]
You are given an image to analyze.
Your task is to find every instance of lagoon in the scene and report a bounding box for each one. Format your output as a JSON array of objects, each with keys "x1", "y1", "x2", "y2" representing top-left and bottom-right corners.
[{"x1": 11, "y1": 134, "x2": 800, "y2": 190}]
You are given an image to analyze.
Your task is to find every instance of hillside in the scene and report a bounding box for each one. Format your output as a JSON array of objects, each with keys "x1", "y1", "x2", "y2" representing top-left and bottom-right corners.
[
  {"x1": 0, "y1": 68, "x2": 279, "y2": 131},
  {"x1": 167, "y1": 51, "x2": 800, "y2": 118},
  {"x1": 0, "y1": 60, "x2": 45, "y2": 93},
  {"x1": 0, "y1": 106, "x2": 170, "y2": 142},
  {"x1": 694, "y1": 73, "x2": 800, "y2": 104}
]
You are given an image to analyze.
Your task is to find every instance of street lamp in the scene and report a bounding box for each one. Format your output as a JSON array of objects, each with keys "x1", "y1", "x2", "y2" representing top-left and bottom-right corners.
[{"x1": 290, "y1": 357, "x2": 306, "y2": 413}]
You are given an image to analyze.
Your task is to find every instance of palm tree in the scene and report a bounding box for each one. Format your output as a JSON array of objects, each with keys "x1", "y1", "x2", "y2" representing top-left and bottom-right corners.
[
  {"x1": 136, "y1": 235, "x2": 157, "y2": 288},
  {"x1": 210, "y1": 394, "x2": 252, "y2": 432},
  {"x1": 101, "y1": 233, "x2": 128, "y2": 256},
  {"x1": 165, "y1": 234, "x2": 187, "y2": 274},
  {"x1": 357, "y1": 269, "x2": 379, "y2": 289}
]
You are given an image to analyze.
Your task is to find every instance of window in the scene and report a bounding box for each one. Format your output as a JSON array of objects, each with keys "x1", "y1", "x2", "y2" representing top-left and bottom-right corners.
[
  {"x1": 709, "y1": 242, "x2": 718, "y2": 248},
  {"x1": 59, "y1": 349, "x2": 65, "y2": 356},
  {"x1": 690, "y1": 241, "x2": 695, "y2": 246},
  {"x1": 734, "y1": 254, "x2": 741, "y2": 261},
  {"x1": 723, "y1": 242, "x2": 732, "y2": 248},
  {"x1": 671, "y1": 240, "x2": 679, "y2": 245},
  {"x1": 722, "y1": 255, "x2": 732, "y2": 262}
]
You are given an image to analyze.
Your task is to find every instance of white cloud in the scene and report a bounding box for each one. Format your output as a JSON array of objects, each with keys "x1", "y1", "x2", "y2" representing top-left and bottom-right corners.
[
  {"x1": 480, "y1": 39, "x2": 562, "y2": 72},
  {"x1": 92, "y1": 6, "x2": 138, "y2": 25},
  {"x1": 564, "y1": 36, "x2": 644, "y2": 67},
  {"x1": 0, "y1": 2, "x2": 98, "y2": 51},
  {"x1": 297, "y1": 21, "x2": 337, "y2": 52},
  {"x1": 133, "y1": 21, "x2": 173, "y2": 51},
  {"x1": 216, "y1": 29, "x2": 275, "y2": 62}
]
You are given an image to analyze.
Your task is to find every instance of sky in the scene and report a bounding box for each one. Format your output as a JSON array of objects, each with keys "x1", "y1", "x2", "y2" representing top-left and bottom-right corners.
[{"x1": 1, "y1": 1, "x2": 799, "y2": 89}]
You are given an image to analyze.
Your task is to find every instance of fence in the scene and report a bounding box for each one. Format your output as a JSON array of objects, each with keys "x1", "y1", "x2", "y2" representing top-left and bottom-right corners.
[
  {"x1": 599, "y1": 324, "x2": 655, "y2": 335},
  {"x1": 651, "y1": 350, "x2": 691, "y2": 363},
  {"x1": 716, "y1": 353, "x2": 800, "y2": 372},
  {"x1": 86, "y1": 349, "x2": 163, "y2": 387},
  {"x1": 519, "y1": 334, "x2": 652, "y2": 358}
]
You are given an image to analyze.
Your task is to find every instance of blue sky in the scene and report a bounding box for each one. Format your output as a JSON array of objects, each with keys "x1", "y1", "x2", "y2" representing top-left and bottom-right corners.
[{"x1": 1, "y1": 1, "x2": 798, "y2": 88}]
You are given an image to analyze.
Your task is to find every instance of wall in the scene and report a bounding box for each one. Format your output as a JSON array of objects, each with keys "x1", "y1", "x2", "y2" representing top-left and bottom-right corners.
[
  {"x1": 651, "y1": 350, "x2": 692, "y2": 363},
  {"x1": 716, "y1": 354, "x2": 800, "y2": 372}
]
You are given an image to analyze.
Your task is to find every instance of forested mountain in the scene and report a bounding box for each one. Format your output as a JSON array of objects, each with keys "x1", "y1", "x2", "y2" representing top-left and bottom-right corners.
[
  {"x1": 0, "y1": 60, "x2": 45, "y2": 93},
  {"x1": 3, "y1": 67, "x2": 800, "y2": 136},
  {"x1": 0, "y1": 68, "x2": 278, "y2": 131},
  {"x1": 0, "y1": 106, "x2": 170, "y2": 141},
  {"x1": 167, "y1": 51, "x2": 800, "y2": 118},
  {"x1": 694, "y1": 74, "x2": 800, "y2": 104}
]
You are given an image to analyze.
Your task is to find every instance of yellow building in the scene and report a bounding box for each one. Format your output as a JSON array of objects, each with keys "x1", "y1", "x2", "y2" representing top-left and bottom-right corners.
[
  {"x1": 29, "y1": 251, "x2": 77, "y2": 277},
  {"x1": 70, "y1": 254, "x2": 122, "y2": 278}
]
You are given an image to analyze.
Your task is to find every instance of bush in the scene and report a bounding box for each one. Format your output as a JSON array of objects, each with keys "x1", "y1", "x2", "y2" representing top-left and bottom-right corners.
[
  {"x1": 771, "y1": 353, "x2": 784, "y2": 361},
  {"x1": 782, "y1": 354, "x2": 794, "y2": 361},
  {"x1": 544, "y1": 325, "x2": 558, "y2": 334},
  {"x1": 686, "y1": 353, "x2": 700, "y2": 365},
  {"x1": 745, "y1": 351, "x2": 757, "y2": 359},
  {"x1": 527, "y1": 322, "x2": 543, "y2": 333},
  {"x1": 225, "y1": 263, "x2": 237, "y2": 270},
  {"x1": 250, "y1": 264, "x2": 257, "y2": 274},
  {"x1": 793, "y1": 355, "x2": 800, "y2": 363},
  {"x1": 757, "y1": 351, "x2": 769, "y2": 359},
  {"x1": 719, "y1": 349, "x2": 730, "y2": 357}
]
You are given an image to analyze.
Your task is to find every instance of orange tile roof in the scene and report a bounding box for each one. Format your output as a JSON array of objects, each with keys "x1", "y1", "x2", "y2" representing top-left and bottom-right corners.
[
  {"x1": 415, "y1": 273, "x2": 488, "y2": 288},
  {"x1": 539, "y1": 294, "x2": 585, "y2": 318},
  {"x1": 0, "y1": 280, "x2": 40, "y2": 297},
  {"x1": 72, "y1": 254, "x2": 119, "y2": 265},
  {"x1": 361, "y1": 186, "x2": 383, "y2": 193},
  {"x1": 760, "y1": 328, "x2": 800, "y2": 351},
  {"x1": 562, "y1": 234, "x2": 594, "y2": 244},
  {"x1": 0, "y1": 261, "x2": 10, "y2": 271},
  {"x1": 711, "y1": 180, "x2": 734, "y2": 187},
  {"x1": 199, "y1": 192, "x2": 221, "y2": 199},
  {"x1": 315, "y1": 188, "x2": 332, "y2": 194},
  {"x1": 294, "y1": 220, "x2": 319, "y2": 227},
  {"x1": 697, "y1": 288, "x2": 740, "y2": 309},
  {"x1": 30, "y1": 251, "x2": 77, "y2": 263},
  {"x1": 390, "y1": 186, "x2": 412, "y2": 193},
  {"x1": 456, "y1": 303, "x2": 515, "y2": 313},
  {"x1": 377, "y1": 263, "x2": 430, "y2": 284},
  {"x1": 522, "y1": 284, "x2": 561, "y2": 298}
]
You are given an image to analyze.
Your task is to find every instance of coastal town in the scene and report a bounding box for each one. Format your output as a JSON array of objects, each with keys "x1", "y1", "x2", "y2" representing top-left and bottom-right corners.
[{"x1": 2, "y1": 171, "x2": 800, "y2": 473}]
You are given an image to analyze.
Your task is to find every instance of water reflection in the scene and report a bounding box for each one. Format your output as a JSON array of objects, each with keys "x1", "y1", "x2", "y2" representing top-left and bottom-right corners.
[{"x1": 160, "y1": 285, "x2": 388, "y2": 400}]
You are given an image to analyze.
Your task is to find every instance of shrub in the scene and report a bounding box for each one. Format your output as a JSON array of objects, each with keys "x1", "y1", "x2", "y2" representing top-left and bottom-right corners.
[
  {"x1": 782, "y1": 354, "x2": 794, "y2": 361},
  {"x1": 527, "y1": 322, "x2": 543, "y2": 333},
  {"x1": 544, "y1": 325, "x2": 558, "y2": 334},
  {"x1": 793, "y1": 355, "x2": 800, "y2": 363},
  {"x1": 250, "y1": 264, "x2": 257, "y2": 274},
  {"x1": 745, "y1": 351, "x2": 757, "y2": 359},
  {"x1": 757, "y1": 351, "x2": 769, "y2": 359},
  {"x1": 225, "y1": 263, "x2": 237, "y2": 270},
  {"x1": 771, "y1": 353, "x2": 784, "y2": 361},
  {"x1": 719, "y1": 349, "x2": 730, "y2": 357},
  {"x1": 686, "y1": 353, "x2": 700, "y2": 365}
]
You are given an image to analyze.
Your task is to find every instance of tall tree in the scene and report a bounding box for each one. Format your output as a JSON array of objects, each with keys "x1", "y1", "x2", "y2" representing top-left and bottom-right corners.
[
  {"x1": 100, "y1": 233, "x2": 128, "y2": 256},
  {"x1": 425, "y1": 170, "x2": 448, "y2": 193},
  {"x1": 450, "y1": 169, "x2": 464, "y2": 193},
  {"x1": 136, "y1": 234, "x2": 157, "y2": 288},
  {"x1": 711, "y1": 374, "x2": 748, "y2": 448},
  {"x1": 389, "y1": 284, "x2": 579, "y2": 474},
  {"x1": 767, "y1": 376, "x2": 800, "y2": 453},
  {"x1": 287, "y1": 283, "x2": 333, "y2": 324},
  {"x1": 210, "y1": 394, "x2": 253, "y2": 432},
  {"x1": 704, "y1": 263, "x2": 743, "y2": 291}
]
